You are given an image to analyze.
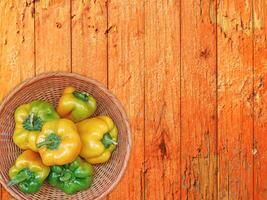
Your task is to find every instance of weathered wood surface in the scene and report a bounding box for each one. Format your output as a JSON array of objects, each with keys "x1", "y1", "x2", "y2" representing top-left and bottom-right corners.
[
  {"x1": 1, "y1": 0, "x2": 267, "y2": 199},
  {"x1": 253, "y1": 0, "x2": 267, "y2": 199},
  {"x1": 181, "y1": 0, "x2": 217, "y2": 199},
  {"x1": 217, "y1": 0, "x2": 254, "y2": 199}
]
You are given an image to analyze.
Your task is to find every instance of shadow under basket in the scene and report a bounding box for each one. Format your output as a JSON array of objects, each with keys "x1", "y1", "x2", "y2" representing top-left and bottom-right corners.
[{"x1": 0, "y1": 72, "x2": 132, "y2": 200}]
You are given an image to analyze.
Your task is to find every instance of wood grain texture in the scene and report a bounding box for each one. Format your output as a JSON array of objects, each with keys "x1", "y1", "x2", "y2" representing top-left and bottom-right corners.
[
  {"x1": 71, "y1": 1, "x2": 107, "y2": 107},
  {"x1": 217, "y1": 0, "x2": 254, "y2": 199},
  {"x1": 253, "y1": 0, "x2": 267, "y2": 199},
  {"x1": 0, "y1": 0, "x2": 35, "y2": 99},
  {"x1": 71, "y1": 0, "x2": 107, "y2": 84},
  {"x1": 144, "y1": 0, "x2": 180, "y2": 199},
  {"x1": 2, "y1": 0, "x2": 267, "y2": 199},
  {"x1": 35, "y1": 0, "x2": 71, "y2": 73},
  {"x1": 107, "y1": 0, "x2": 144, "y2": 199},
  {"x1": 71, "y1": 1, "x2": 107, "y2": 199},
  {"x1": 180, "y1": 0, "x2": 217, "y2": 199},
  {"x1": 0, "y1": 0, "x2": 35, "y2": 199}
]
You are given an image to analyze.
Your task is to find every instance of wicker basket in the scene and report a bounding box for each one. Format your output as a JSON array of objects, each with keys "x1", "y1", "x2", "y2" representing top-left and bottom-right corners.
[{"x1": 0, "y1": 72, "x2": 132, "y2": 200}]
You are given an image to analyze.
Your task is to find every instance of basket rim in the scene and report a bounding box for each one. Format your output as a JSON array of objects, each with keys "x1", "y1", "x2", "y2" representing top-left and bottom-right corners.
[{"x1": 0, "y1": 72, "x2": 132, "y2": 200}]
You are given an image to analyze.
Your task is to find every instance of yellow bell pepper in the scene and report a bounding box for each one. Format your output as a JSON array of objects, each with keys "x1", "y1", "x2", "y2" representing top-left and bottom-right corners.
[
  {"x1": 77, "y1": 116, "x2": 118, "y2": 164},
  {"x1": 57, "y1": 87, "x2": 97, "y2": 123},
  {"x1": 36, "y1": 119, "x2": 81, "y2": 166},
  {"x1": 13, "y1": 100, "x2": 59, "y2": 152}
]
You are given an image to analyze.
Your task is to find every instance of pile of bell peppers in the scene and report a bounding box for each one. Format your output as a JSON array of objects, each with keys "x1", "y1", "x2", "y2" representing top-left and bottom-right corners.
[{"x1": 7, "y1": 86, "x2": 119, "y2": 195}]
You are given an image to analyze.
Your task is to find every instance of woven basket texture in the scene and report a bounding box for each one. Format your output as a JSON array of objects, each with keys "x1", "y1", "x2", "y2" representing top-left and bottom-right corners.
[{"x1": 0, "y1": 72, "x2": 131, "y2": 200}]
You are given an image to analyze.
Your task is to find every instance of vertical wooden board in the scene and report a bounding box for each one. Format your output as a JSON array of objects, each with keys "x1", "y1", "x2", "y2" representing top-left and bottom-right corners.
[
  {"x1": 253, "y1": 0, "x2": 267, "y2": 199},
  {"x1": 107, "y1": 0, "x2": 144, "y2": 199},
  {"x1": 71, "y1": 0, "x2": 107, "y2": 84},
  {"x1": 144, "y1": 0, "x2": 180, "y2": 199},
  {"x1": 180, "y1": 0, "x2": 217, "y2": 199},
  {"x1": 35, "y1": 0, "x2": 71, "y2": 73},
  {"x1": 71, "y1": 0, "x2": 108, "y2": 198},
  {"x1": 0, "y1": 0, "x2": 35, "y2": 199},
  {"x1": 217, "y1": 0, "x2": 253, "y2": 199},
  {"x1": 71, "y1": 0, "x2": 107, "y2": 199}
]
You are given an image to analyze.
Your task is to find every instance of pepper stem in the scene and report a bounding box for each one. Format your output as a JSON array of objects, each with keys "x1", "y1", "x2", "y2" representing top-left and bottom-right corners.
[
  {"x1": 22, "y1": 112, "x2": 43, "y2": 131},
  {"x1": 8, "y1": 169, "x2": 32, "y2": 187},
  {"x1": 72, "y1": 91, "x2": 89, "y2": 102},
  {"x1": 36, "y1": 133, "x2": 61, "y2": 150},
  {"x1": 101, "y1": 133, "x2": 118, "y2": 148},
  {"x1": 59, "y1": 171, "x2": 72, "y2": 182},
  {"x1": 36, "y1": 140, "x2": 54, "y2": 148}
]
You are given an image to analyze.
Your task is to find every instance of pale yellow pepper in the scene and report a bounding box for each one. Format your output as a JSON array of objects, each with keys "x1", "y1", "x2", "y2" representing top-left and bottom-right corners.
[{"x1": 77, "y1": 116, "x2": 118, "y2": 164}]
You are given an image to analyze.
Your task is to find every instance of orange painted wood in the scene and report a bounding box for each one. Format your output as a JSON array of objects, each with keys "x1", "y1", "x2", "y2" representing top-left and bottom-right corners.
[
  {"x1": 71, "y1": 0, "x2": 107, "y2": 84},
  {"x1": 1, "y1": 191, "x2": 14, "y2": 200},
  {"x1": 2, "y1": 1, "x2": 267, "y2": 199},
  {"x1": 0, "y1": 1, "x2": 35, "y2": 199},
  {"x1": 0, "y1": 0, "x2": 35, "y2": 100},
  {"x1": 180, "y1": 0, "x2": 217, "y2": 199},
  {"x1": 35, "y1": 0, "x2": 71, "y2": 73},
  {"x1": 144, "y1": 0, "x2": 180, "y2": 199},
  {"x1": 253, "y1": 0, "x2": 267, "y2": 199},
  {"x1": 107, "y1": 1, "x2": 144, "y2": 199},
  {"x1": 217, "y1": 0, "x2": 254, "y2": 199}
]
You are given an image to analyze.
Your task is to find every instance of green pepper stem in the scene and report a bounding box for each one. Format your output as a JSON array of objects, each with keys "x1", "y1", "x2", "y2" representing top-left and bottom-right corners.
[
  {"x1": 72, "y1": 91, "x2": 89, "y2": 102},
  {"x1": 104, "y1": 136, "x2": 118, "y2": 145},
  {"x1": 36, "y1": 133, "x2": 61, "y2": 150},
  {"x1": 59, "y1": 172, "x2": 72, "y2": 182},
  {"x1": 7, "y1": 172, "x2": 31, "y2": 187},
  {"x1": 101, "y1": 133, "x2": 118, "y2": 148},
  {"x1": 22, "y1": 112, "x2": 43, "y2": 131},
  {"x1": 36, "y1": 140, "x2": 54, "y2": 148}
]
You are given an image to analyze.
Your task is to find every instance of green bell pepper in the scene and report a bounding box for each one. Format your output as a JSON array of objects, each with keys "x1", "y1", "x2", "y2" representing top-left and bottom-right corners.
[{"x1": 48, "y1": 157, "x2": 94, "y2": 195}]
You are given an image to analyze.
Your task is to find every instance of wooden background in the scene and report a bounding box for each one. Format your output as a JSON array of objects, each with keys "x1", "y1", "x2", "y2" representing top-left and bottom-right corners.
[{"x1": 0, "y1": 0, "x2": 266, "y2": 199}]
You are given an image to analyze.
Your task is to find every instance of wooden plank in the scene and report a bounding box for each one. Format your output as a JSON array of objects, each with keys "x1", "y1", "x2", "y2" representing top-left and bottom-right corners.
[
  {"x1": 107, "y1": 1, "x2": 144, "y2": 199},
  {"x1": 35, "y1": 0, "x2": 71, "y2": 73},
  {"x1": 144, "y1": 0, "x2": 180, "y2": 199},
  {"x1": 253, "y1": 0, "x2": 267, "y2": 199},
  {"x1": 71, "y1": 0, "x2": 108, "y2": 199},
  {"x1": 180, "y1": 0, "x2": 217, "y2": 199},
  {"x1": 0, "y1": 0, "x2": 35, "y2": 199},
  {"x1": 71, "y1": 0, "x2": 107, "y2": 84},
  {"x1": 217, "y1": 0, "x2": 254, "y2": 199}
]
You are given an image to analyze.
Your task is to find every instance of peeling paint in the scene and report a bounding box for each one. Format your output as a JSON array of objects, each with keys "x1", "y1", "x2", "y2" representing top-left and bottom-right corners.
[
  {"x1": 105, "y1": 25, "x2": 117, "y2": 34},
  {"x1": 252, "y1": 148, "x2": 257, "y2": 156},
  {"x1": 214, "y1": 1, "x2": 253, "y2": 36},
  {"x1": 71, "y1": 0, "x2": 91, "y2": 21},
  {"x1": 209, "y1": 1, "x2": 216, "y2": 24},
  {"x1": 7, "y1": 48, "x2": 19, "y2": 68},
  {"x1": 254, "y1": 11, "x2": 264, "y2": 30},
  {"x1": 182, "y1": 154, "x2": 217, "y2": 200},
  {"x1": 21, "y1": 35, "x2": 25, "y2": 43},
  {"x1": 39, "y1": 0, "x2": 65, "y2": 9},
  {"x1": 245, "y1": 0, "x2": 249, "y2": 12}
]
